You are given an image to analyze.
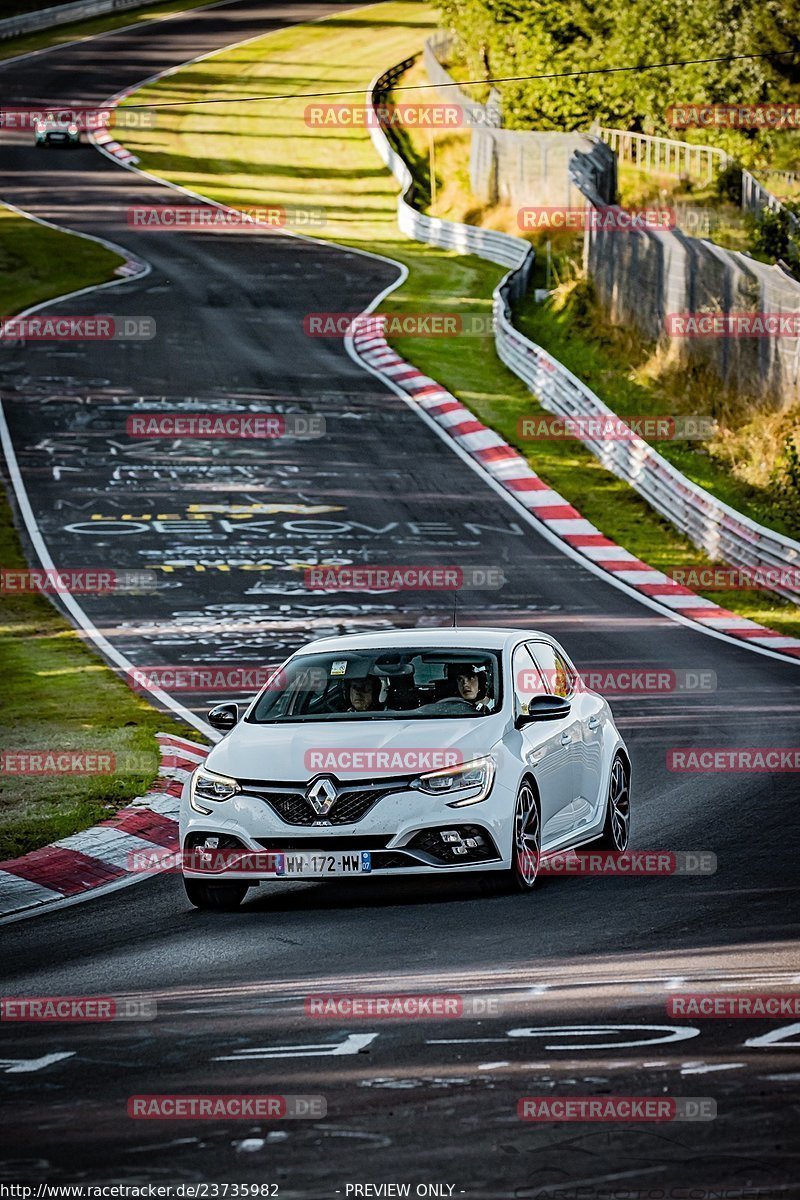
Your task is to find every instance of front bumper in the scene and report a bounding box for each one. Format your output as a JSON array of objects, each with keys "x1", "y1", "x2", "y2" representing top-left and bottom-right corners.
[
  {"x1": 179, "y1": 773, "x2": 513, "y2": 880},
  {"x1": 36, "y1": 131, "x2": 80, "y2": 145}
]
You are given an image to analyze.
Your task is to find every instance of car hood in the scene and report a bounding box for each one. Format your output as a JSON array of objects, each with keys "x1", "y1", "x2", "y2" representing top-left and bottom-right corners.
[{"x1": 204, "y1": 714, "x2": 507, "y2": 783}]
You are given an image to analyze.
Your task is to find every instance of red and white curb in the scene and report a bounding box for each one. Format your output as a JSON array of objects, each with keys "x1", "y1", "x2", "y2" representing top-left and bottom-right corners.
[
  {"x1": 92, "y1": 127, "x2": 140, "y2": 166},
  {"x1": 0, "y1": 734, "x2": 209, "y2": 922},
  {"x1": 93, "y1": 86, "x2": 140, "y2": 165},
  {"x1": 352, "y1": 328, "x2": 800, "y2": 662}
]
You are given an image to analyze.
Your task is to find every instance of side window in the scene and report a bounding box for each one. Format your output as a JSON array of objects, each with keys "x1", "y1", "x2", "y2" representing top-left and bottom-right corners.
[
  {"x1": 512, "y1": 644, "x2": 546, "y2": 716},
  {"x1": 528, "y1": 642, "x2": 574, "y2": 699}
]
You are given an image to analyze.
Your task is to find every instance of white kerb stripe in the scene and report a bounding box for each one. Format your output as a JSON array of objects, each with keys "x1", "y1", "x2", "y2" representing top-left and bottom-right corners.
[
  {"x1": 54, "y1": 827, "x2": 168, "y2": 869},
  {"x1": 0, "y1": 871, "x2": 63, "y2": 909},
  {"x1": 581, "y1": 545, "x2": 639, "y2": 562},
  {"x1": 543, "y1": 519, "x2": 599, "y2": 536},
  {"x1": 457, "y1": 430, "x2": 505, "y2": 452}
]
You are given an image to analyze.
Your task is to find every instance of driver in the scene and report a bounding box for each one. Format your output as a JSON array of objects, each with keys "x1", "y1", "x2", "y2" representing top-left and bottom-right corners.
[
  {"x1": 451, "y1": 664, "x2": 495, "y2": 713},
  {"x1": 347, "y1": 671, "x2": 383, "y2": 712}
]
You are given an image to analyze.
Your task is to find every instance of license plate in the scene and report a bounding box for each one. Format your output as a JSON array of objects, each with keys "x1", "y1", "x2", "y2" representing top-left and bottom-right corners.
[{"x1": 276, "y1": 851, "x2": 371, "y2": 876}]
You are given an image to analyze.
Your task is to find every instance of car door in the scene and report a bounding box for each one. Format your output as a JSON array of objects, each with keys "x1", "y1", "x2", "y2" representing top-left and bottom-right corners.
[
  {"x1": 511, "y1": 642, "x2": 578, "y2": 847},
  {"x1": 525, "y1": 640, "x2": 586, "y2": 843},
  {"x1": 572, "y1": 663, "x2": 607, "y2": 826}
]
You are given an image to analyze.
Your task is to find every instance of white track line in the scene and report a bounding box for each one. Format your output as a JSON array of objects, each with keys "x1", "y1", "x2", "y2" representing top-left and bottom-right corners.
[
  {"x1": 0, "y1": 201, "x2": 220, "y2": 736},
  {"x1": 0, "y1": 0, "x2": 244, "y2": 70},
  {"x1": 0, "y1": 400, "x2": 219, "y2": 739}
]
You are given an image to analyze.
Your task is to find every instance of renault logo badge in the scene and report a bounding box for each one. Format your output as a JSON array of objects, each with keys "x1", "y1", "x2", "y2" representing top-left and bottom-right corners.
[{"x1": 306, "y1": 776, "x2": 338, "y2": 816}]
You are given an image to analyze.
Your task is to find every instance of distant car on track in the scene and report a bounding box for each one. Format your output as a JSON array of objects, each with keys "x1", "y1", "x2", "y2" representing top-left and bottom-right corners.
[
  {"x1": 180, "y1": 628, "x2": 631, "y2": 910},
  {"x1": 34, "y1": 117, "x2": 80, "y2": 147}
]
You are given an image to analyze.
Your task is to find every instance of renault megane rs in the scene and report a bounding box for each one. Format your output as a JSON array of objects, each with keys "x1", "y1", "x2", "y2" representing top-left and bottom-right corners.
[{"x1": 180, "y1": 628, "x2": 631, "y2": 909}]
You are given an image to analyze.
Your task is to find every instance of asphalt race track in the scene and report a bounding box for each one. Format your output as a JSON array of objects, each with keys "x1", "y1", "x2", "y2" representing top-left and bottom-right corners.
[{"x1": 0, "y1": 1, "x2": 799, "y2": 1194}]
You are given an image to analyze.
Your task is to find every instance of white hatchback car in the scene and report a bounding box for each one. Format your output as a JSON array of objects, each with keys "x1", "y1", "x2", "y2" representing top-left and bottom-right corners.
[{"x1": 180, "y1": 628, "x2": 631, "y2": 909}]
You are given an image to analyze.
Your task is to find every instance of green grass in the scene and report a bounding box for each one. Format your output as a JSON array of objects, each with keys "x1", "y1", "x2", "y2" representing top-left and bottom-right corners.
[
  {"x1": 0, "y1": 206, "x2": 203, "y2": 859},
  {"x1": 0, "y1": 489, "x2": 201, "y2": 859},
  {"x1": 0, "y1": 205, "x2": 122, "y2": 315},
  {"x1": 116, "y1": 0, "x2": 800, "y2": 640},
  {"x1": 0, "y1": 0, "x2": 219, "y2": 62},
  {"x1": 514, "y1": 293, "x2": 799, "y2": 541}
]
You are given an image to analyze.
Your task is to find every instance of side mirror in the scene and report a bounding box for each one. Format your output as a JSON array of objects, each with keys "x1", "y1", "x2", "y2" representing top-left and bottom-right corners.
[
  {"x1": 515, "y1": 694, "x2": 571, "y2": 727},
  {"x1": 208, "y1": 702, "x2": 239, "y2": 732}
]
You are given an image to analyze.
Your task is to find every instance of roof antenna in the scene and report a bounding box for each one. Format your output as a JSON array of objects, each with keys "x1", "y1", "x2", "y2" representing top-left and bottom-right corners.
[{"x1": 452, "y1": 591, "x2": 458, "y2": 628}]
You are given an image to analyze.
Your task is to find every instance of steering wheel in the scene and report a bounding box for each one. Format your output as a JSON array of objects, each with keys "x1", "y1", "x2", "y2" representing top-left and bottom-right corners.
[{"x1": 434, "y1": 696, "x2": 477, "y2": 714}]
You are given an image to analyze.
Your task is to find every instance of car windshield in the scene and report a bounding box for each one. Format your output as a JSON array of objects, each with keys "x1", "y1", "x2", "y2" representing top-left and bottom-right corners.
[{"x1": 248, "y1": 648, "x2": 503, "y2": 722}]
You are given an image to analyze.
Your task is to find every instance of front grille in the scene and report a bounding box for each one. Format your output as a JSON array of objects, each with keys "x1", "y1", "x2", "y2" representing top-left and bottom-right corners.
[
  {"x1": 371, "y1": 852, "x2": 417, "y2": 869},
  {"x1": 239, "y1": 777, "x2": 414, "y2": 826},
  {"x1": 256, "y1": 835, "x2": 394, "y2": 851}
]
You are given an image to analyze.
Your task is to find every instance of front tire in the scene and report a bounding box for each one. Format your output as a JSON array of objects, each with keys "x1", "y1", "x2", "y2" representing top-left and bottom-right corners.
[
  {"x1": 507, "y1": 780, "x2": 541, "y2": 892},
  {"x1": 593, "y1": 755, "x2": 631, "y2": 851},
  {"x1": 184, "y1": 878, "x2": 248, "y2": 911}
]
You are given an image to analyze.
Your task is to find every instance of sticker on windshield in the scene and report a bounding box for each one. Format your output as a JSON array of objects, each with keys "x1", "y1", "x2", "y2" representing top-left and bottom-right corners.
[{"x1": 330, "y1": 660, "x2": 348, "y2": 676}]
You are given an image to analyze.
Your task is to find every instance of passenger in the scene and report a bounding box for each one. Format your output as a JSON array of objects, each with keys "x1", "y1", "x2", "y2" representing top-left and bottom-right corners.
[{"x1": 302, "y1": 666, "x2": 337, "y2": 714}]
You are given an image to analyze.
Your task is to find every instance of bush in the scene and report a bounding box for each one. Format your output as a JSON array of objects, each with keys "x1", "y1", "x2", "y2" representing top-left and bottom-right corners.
[
  {"x1": 716, "y1": 162, "x2": 742, "y2": 206},
  {"x1": 771, "y1": 432, "x2": 800, "y2": 534},
  {"x1": 752, "y1": 205, "x2": 800, "y2": 274}
]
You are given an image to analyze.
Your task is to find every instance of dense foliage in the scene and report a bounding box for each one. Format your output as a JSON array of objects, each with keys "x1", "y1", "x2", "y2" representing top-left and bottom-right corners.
[{"x1": 437, "y1": 0, "x2": 800, "y2": 167}]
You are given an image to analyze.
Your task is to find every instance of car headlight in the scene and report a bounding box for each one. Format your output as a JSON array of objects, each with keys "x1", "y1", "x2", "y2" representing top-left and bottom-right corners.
[
  {"x1": 189, "y1": 767, "x2": 240, "y2": 814},
  {"x1": 68, "y1": 124, "x2": 79, "y2": 134},
  {"x1": 412, "y1": 756, "x2": 495, "y2": 806}
]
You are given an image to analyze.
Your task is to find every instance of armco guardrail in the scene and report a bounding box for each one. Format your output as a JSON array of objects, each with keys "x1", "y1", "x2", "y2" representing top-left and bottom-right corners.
[
  {"x1": 368, "y1": 60, "x2": 800, "y2": 604},
  {"x1": 369, "y1": 62, "x2": 533, "y2": 285},
  {"x1": 493, "y1": 309, "x2": 800, "y2": 603},
  {"x1": 0, "y1": 0, "x2": 151, "y2": 41}
]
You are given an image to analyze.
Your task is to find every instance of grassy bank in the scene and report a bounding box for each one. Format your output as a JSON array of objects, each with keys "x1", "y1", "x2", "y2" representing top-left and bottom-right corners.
[
  {"x1": 0, "y1": 204, "x2": 122, "y2": 313},
  {"x1": 0, "y1": 207, "x2": 199, "y2": 859},
  {"x1": 117, "y1": 0, "x2": 800, "y2": 638}
]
